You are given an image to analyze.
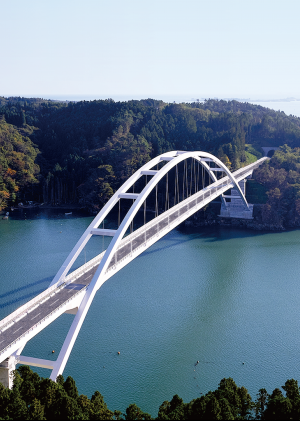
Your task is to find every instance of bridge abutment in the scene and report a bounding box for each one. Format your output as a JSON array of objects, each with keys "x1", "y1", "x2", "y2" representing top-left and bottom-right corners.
[
  {"x1": 0, "y1": 357, "x2": 15, "y2": 389},
  {"x1": 220, "y1": 177, "x2": 253, "y2": 219}
]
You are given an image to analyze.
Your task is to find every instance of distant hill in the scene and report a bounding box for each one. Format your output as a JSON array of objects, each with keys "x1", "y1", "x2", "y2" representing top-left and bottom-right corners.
[{"x1": 1, "y1": 97, "x2": 300, "y2": 211}]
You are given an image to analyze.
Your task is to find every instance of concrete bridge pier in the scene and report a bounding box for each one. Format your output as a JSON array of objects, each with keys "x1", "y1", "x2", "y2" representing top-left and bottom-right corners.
[
  {"x1": 0, "y1": 357, "x2": 16, "y2": 389},
  {"x1": 220, "y1": 177, "x2": 253, "y2": 219}
]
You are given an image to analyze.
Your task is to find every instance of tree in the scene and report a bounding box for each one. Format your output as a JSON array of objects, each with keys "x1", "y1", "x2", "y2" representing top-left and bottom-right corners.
[
  {"x1": 63, "y1": 375, "x2": 79, "y2": 400},
  {"x1": 157, "y1": 394, "x2": 186, "y2": 420},
  {"x1": 282, "y1": 379, "x2": 300, "y2": 419},
  {"x1": 124, "y1": 403, "x2": 152, "y2": 420},
  {"x1": 255, "y1": 388, "x2": 268, "y2": 419},
  {"x1": 28, "y1": 398, "x2": 46, "y2": 420},
  {"x1": 264, "y1": 388, "x2": 292, "y2": 420},
  {"x1": 90, "y1": 390, "x2": 114, "y2": 420}
]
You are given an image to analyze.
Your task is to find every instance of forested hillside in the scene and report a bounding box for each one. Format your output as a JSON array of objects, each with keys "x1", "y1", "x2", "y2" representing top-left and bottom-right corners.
[
  {"x1": 251, "y1": 146, "x2": 300, "y2": 227},
  {"x1": 0, "y1": 117, "x2": 39, "y2": 209},
  {"x1": 1, "y1": 97, "x2": 300, "y2": 212}
]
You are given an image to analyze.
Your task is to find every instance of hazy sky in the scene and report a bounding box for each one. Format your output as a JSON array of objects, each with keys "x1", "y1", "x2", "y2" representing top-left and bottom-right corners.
[{"x1": 1, "y1": 0, "x2": 300, "y2": 100}]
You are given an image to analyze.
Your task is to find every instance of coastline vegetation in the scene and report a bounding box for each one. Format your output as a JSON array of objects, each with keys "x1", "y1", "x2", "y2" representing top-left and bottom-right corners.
[
  {"x1": 251, "y1": 146, "x2": 300, "y2": 227},
  {"x1": 2, "y1": 97, "x2": 300, "y2": 228},
  {"x1": 1, "y1": 365, "x2": 299, "y2": 420},
  {"x1": 0, "y1": 117, "x2": 39, "y2": 210}
]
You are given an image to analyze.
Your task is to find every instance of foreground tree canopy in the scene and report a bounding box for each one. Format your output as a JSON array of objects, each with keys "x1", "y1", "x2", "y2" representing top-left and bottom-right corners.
[
  {"x1": 0, "y1": 366, "x2": 300, "y2": 420},
  {"x1": 1, "y1": 96, "x2": 300, "y2": 216}
]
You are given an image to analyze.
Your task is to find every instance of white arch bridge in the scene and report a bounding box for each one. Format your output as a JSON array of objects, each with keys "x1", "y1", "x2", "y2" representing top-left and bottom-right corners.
[{"x1": 0, "y1": 151, "x2": 267, "y2": 387}]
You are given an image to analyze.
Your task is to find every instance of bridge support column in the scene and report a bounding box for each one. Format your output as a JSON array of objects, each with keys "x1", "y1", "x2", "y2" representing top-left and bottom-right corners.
[
  {"x1": 220, "y1": 178, "x2": 253, "y2": 219},
  {"x1": 0, "y1": 357, "x2": 15, "y2": 389}
]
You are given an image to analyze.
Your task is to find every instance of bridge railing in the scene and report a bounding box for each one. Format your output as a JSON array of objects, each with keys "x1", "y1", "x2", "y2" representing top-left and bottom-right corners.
[
  {"x1": 54, "y1": 177, "x2": 234, "y2": 281},
  {"x1": 104, "y1": 160, "x2": 266, "y2": 273},
  {"x1": 105, "y1": 176, "x2": 234, "y2": 273},
  {"x1": 0, "y1": 281, "x2": 67, "y2": 334},
  {"x1": 233, "y1": 157, "x2": 268, "y2": 180},
  {"x1": 63, "y1": 249, "x2": 106, "y2": 286},
  {"x1": 0, "y1": 284, "x2": 88, "y2": 359},
  {"x1": 64, "y1": 160, "x2": 262, "y2": 279}
]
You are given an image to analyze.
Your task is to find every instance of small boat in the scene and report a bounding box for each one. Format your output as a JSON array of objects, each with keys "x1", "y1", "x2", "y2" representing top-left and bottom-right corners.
[
  {"x1": 18, "y1": 202, "x2": 39, "y2": 208},
  {"x1": 65, "y1": 212, "x2": 72, "y2": 215}
]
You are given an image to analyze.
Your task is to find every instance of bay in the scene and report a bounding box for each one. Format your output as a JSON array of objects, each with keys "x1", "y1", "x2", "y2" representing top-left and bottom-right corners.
[
  {"x1": 249, "y1": 100, "x2": 300, "y2": 118},
  {"x1": 1, "y1": 209, "x2": 300, "y2": 416}
]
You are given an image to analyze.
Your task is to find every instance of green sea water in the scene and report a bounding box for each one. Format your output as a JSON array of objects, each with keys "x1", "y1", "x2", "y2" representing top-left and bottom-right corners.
[{"x1": 1, "y1": 208, "x2": 300, "y2": 416}]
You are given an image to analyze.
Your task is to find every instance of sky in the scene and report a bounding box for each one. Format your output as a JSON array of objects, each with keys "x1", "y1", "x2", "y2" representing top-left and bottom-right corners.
[{"x1": 1, "y1": 0, "x2": 300, "y2": 100}]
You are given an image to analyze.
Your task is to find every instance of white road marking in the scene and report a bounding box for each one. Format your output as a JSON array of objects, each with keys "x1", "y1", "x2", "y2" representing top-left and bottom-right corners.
[
  {"x1": 13, "y1": 327, "x2": 22, "y2": 334},
  {"x1": 50, "y1": 298, "x2": 60, "y2": 306},
  {"x1": 31, "y1": 312, "x2": 41, "y2": 321}
]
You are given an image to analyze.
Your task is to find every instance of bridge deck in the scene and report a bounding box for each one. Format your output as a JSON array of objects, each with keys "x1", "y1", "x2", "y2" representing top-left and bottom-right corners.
[
  {"x1": 0, "y1": 266, "x2": 98, "y2": 355},
  {"x1": 0, "y1": 158, "x2": 266, "y2": 360}
]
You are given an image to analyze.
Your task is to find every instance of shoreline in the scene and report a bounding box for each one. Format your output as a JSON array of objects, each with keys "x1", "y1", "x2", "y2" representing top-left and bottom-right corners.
[
  {"x1": 0, "y1": 203, "x2": 89, "y2": 219},
  {"x1": 1, "y1": 204, "x2": 295, "y2": 232},
  {"x1": 1, "y1": 203, "x2": 84, "y2": 213},
  {"x1": 185, "y1": 217, "x2": 287, "y2": 232},
  {"x1": 38, "y1": 203, "x2": 84, "y2": 210}
]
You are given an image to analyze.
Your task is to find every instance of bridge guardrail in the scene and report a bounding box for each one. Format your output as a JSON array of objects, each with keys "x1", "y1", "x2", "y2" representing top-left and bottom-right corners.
[
  {"x1": 47, "y1": 163, "x2": 260, "y2": 283},
  {"x1": 63, "y1": 250, "x2": 106, "y2": 286},
  {"x1": 107, "y1": 162, "x2": 267, "y2": 272},
  {"x1": 0, "y1": 282, "x2": 67, "y2": 333},
  {"x1": 105, "y1": 176, "x2": 234, "y2": 272},
  {"x1": 0, "y1": 251, "x2": 109, "y2": 334},
  {"x1": 233, "y1": 157, "x2": 268, "y2": 179},
  {"x1": 0, "y1": 284, "x2": 88, "y2": 359},
  {"x1": 65, "y1": 158, "x2": 265, "y2": 283}
]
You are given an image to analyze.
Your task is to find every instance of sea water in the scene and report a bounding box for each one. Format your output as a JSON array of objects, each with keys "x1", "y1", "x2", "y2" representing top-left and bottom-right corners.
[{"x1": 1, "y1": 209, "x2": 300, "y2": 415}]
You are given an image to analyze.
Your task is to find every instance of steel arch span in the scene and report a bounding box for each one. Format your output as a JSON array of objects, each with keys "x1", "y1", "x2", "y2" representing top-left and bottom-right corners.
[
  {"x1": 48, "y1": 150, "x2": 251, "y2": 379},
  {"x1": 0, "y1": 151, "x2": 266, "y2": 385},
  {"x1": 50, "y1": 150, "x2": 249, "y2": 289}
]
